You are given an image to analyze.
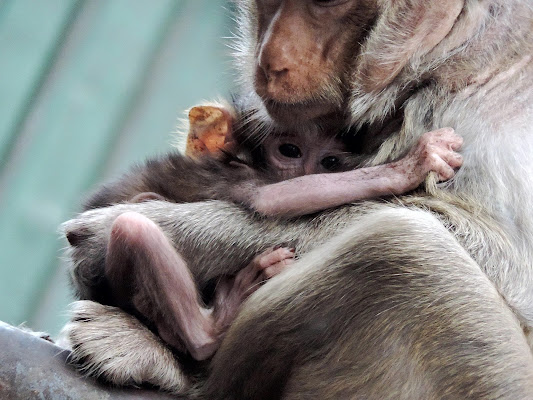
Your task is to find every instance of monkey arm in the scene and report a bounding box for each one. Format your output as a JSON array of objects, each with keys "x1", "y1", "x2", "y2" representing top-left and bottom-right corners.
[{"x1": 236, "y1": 128, "x2": 463, "y2": 218}]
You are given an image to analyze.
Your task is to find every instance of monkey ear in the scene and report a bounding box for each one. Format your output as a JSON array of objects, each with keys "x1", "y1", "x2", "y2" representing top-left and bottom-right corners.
[
  {"x1": 356, "y1": 0, "x2": 463, "y2": 92},
  {"x1": 185, "y1": 106, "x2": 234, "y2": 159}
]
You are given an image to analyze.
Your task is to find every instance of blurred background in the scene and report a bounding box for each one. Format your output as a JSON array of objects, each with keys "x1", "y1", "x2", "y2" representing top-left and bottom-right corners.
[{"x1": 0, "y1": 0, "x2": 235, "y2": 336}]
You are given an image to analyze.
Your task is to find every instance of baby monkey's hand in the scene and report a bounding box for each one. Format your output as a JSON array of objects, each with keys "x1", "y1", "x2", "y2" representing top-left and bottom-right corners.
[{"x1": 395, "y1": 127, "x2": 463, "y2": 190}]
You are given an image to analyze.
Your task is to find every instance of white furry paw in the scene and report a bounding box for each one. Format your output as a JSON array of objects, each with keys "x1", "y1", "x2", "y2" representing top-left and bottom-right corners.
[{"x1": 62, "y1": 300, "x2": 189, "y2": 393}]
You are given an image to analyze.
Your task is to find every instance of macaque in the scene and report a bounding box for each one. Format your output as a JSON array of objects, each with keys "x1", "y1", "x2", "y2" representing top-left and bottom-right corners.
[
  {"x1": 63, "y1": 0, "x2": 533, "y2": 398},
  {"x1": 74, "y1": 102, "x2": 461, "y2": 363}
]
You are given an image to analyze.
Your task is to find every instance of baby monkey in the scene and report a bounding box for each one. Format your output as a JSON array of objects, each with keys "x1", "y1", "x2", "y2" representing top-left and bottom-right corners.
[{"x1": 79, "y1": 104, "x2": 463, "y2": 362}]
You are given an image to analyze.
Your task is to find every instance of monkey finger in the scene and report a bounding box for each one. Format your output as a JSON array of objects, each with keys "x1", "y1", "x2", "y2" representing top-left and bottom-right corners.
[
  {"x1": 255, "y1": 247, "x2": 296, "y2": 271},
  {"x1": 262, "y1": 258, "x2": 295, "y2": 279},
  {"x1": 433, "y1": 147, "x2": 463, "y2": 169},
  {"x1": 441, "y1": 131, "x2": 463, "y2": 148},
  {"x1": 423, "y1": 128, "x2": 463, "y2": 151},
  {"x1": 440, "y1": 134, "x2": 463, "y2": 151},
  {"x1": 448, "y1": 135, "x2": 464, "y2": 151},
  {"x1": 432, "y1": 157, "x2": 456, "y2": 181},
  {"x1": 245, "y1": 247, "x2": 274, "y2": 269},
  {"x1": 445, "y1": 152, "x2": 463, "y2": 169}
]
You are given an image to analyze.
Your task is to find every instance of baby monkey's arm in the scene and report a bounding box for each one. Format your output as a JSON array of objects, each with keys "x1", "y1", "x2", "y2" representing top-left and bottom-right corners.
[
  {"x1": 85, "y1": 103, "x2": 462, "y2": 219},
  {"x1": 239, "y1": 128, "x2": 463, "y2": 218},
  {"x1": 184, "y1": 105, "x2": 463, "y2": 218}
]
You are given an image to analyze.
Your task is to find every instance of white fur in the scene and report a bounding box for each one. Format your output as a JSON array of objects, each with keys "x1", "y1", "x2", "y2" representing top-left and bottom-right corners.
[{"x1": 63, "y1": 301, "x2": 188, "y2": 393}]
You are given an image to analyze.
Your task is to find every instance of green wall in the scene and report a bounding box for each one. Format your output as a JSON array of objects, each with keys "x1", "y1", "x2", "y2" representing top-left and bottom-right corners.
[{"x1": 0, "y1": 0, "x2": 234, "y2": 336}]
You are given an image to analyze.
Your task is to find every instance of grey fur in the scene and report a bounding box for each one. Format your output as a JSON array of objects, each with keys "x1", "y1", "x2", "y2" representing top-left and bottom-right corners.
[{"x1": 62, "y1": 0, "x2": 533, "y2": 398}]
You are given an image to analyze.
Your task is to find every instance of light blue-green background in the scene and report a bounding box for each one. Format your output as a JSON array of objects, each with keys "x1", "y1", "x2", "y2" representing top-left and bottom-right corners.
[{"x1": 0, "y1": 0, "x2": 235, "y2": 336}]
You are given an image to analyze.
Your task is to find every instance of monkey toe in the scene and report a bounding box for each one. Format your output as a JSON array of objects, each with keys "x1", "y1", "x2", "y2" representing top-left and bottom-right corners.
[{"x1": 256, "y1": 247, "x2": 295, "y2": 271}]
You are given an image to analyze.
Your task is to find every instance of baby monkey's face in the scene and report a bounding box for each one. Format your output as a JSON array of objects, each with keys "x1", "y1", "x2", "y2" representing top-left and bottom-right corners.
[{"x1": 263, "y1": 131, "x2": 351, "y2": 180}]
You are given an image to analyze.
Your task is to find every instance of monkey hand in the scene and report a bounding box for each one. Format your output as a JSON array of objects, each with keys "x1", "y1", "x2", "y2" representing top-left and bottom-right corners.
[
  {"x1": 64, "y1": 300, "x2": 189, "y2": 394},
  {"x1": 397, "y1": 127, "x2": 463, "y2": 190}
]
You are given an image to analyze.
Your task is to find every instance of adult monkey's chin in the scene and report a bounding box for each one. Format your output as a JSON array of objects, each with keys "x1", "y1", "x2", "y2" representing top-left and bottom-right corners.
[{"x1": 262, "y1": 99, "x2": 340, "y2": 127}]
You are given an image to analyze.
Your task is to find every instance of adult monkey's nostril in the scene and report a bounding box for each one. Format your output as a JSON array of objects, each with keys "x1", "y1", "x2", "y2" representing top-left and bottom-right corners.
[
  {"x1": 268, "y1": 66, "x2": 289, "y2": 81},
  {"x1": 261, "y1": 61, "x2": 289, "y2": 81}
]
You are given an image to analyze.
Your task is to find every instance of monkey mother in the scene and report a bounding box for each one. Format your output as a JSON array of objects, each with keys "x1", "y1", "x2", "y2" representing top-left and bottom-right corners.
[{"x1": 66, "y1": 1, "x2": 533, "y2": 398}]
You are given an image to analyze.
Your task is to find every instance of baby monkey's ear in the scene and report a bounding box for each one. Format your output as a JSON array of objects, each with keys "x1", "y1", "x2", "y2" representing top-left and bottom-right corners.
[{"x1": 185, "y1": 105, "x2": 234, "y2": 159}]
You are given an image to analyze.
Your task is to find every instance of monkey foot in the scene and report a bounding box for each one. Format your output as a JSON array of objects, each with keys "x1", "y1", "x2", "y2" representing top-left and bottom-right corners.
[
  {"x1": 253, "y1": 246, "x2": 296, "y2": 279},
  {"x1": 211, "y1": 247, "x2": 296, "y2": 336}
]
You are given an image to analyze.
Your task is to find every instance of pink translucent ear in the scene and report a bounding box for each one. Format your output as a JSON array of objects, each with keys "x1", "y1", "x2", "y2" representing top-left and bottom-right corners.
[
  {"x1": 185, "y1": 106, "x2": 234, "y2": 159},
  {"x1": 355, "y1": 0, "x2": 463, "y2": 93}
]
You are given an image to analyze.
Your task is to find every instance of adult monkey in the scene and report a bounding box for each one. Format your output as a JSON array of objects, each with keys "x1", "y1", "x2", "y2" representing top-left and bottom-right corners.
[{"x1": 64, "y1": 0, "x2": 533, "y2": 398}]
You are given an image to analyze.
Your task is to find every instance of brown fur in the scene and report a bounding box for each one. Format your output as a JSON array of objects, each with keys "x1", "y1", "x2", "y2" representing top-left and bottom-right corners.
[{"x1": 63, "y1": 0, "x2": 533, "y2": 398}]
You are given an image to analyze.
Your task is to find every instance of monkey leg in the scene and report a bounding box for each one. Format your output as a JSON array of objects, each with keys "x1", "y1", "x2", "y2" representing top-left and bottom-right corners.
[
  {"x1": 104, "y1": 211, "x2": 289, "y2": 361},
  {"x1": 105, "y1": 211, "x2": 224, "y2": 361},
  {"x1": 65, "y1": 239, "x2": 296, "y2": 390},
  {"x1": 204, "y1": 207, "x2": 533, "y2": 400},
  {"x1": 63, "y1": 200, "x2": 306, "y2": 303}
]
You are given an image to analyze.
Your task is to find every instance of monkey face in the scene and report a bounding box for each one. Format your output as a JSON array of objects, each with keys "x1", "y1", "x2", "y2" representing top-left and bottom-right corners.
[
  {"x1": 252, "y1": 0, "x2": 379, "y2": 124},
  {"x1": 262, "y1": 130, "x2": 351, "y2": 179},
  {"x1": 241, "y1": 0, "x2": 464, "y2": 126}
]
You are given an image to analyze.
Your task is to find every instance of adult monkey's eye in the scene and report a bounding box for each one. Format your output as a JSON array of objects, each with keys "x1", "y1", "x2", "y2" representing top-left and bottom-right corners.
[
  {"x1": 321, "y1": 156, "x2": 340, "y2": 170},
  {"x1": 279, "y1": 143, "x2": 302, "y2": 158}
]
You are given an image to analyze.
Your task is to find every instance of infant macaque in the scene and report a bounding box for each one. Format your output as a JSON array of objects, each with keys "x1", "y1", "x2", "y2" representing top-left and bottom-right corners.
[{"x1": 80, "y1": 105, "x2": 463, "y2": 361}]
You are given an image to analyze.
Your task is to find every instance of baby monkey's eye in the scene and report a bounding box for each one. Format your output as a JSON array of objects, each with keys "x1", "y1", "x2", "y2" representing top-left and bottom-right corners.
[
  {"x1": 321, "y1": 156, "x2": 340, "y2": 171},
  {"x1": 279, "y1": 143, "x2": 302, "y2": 158}
]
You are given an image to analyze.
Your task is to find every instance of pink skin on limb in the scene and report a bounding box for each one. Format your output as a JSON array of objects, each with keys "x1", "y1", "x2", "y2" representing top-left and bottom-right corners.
[
  {"x1": 240, "y1": 127, "x2": 463, "y2": 217},
  {"x1": 104, "y1": 212, "x2": 295, "y2": 361}
]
